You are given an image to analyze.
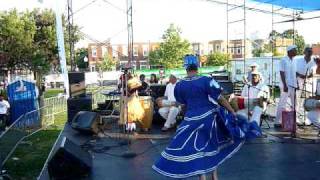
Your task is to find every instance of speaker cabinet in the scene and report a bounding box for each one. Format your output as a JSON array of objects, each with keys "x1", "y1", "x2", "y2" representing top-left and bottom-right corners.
[
  {"x1": 67, "y1": 96, "x2": 92, "y2": 123},
  {"x1": 219, "y1": 81, "x2": 234, "y2": 95},
  {"x1": 68, "y1": 72, "x2": 86, "y2": 98},
  {"x1": 71, "y1": 111, "x2": 99, "y2": 134},
  {"x1": 48, "y1": 137, "x2": 92, "y2": 179}
]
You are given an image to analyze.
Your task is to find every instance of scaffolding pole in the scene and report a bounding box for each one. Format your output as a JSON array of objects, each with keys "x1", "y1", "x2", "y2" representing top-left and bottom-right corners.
[{"x1": 227, "y1": 0, "x2": 247, "y2": 80}]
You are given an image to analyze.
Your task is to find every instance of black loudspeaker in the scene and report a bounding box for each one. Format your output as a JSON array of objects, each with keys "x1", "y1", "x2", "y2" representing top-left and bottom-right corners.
[
  {"x1": 150, "y1": 84, "x2": 166, "y2": 99},
  {"x1": 67, "y1": 96, "x2": 92, "y2": 123},
  {"x1": 68, "y1": 72, "x2": 86, "y2": 98},
  {"x1": 71, "y1": 111, "x2": 100, "y2": 134},
  {"x1": 219, "y1": 81, "x2": 234, "y2": 95},
  {"x1": 48, "y1": 137, "x2": 92, "y2": 180}
]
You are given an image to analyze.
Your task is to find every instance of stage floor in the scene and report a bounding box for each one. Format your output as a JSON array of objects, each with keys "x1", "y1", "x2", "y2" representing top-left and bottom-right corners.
[{"x1": 39, "y1": 123, "x2": 320, "y2": 180}]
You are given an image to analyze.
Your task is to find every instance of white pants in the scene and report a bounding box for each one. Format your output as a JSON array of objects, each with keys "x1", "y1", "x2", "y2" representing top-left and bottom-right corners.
[
  {"x1": 296, "y1": 78, "x2": 312, "y2": 124},
  {"x1": 307, "y1": 111, "x2": 320, "y2": 128},
  {"x1": 159, "y1": 106, "x2": 180, "y2": 128},
  {"x1": 237, "y1": 106, "x2": 263, "y2": 125},
  {"x1": 276, "y1": 87, "x2": 296, "y2": 124}
]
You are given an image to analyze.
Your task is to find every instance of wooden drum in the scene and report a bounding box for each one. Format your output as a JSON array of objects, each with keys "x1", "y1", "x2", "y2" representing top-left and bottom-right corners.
[
  {"x1": 139, "y1": 96, "x2": 154, "y2": 130},
  {"x1": 119, "y1": 95, "x2": 154, "y2": 130}
]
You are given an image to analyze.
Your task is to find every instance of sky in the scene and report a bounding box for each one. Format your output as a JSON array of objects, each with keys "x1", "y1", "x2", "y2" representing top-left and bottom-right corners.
[{"x1": 1, "y1": 0, "x2": 320, "y2": 48}]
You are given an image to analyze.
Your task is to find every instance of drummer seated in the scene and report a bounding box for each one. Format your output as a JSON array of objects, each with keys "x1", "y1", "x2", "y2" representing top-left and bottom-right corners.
[
  {"x1": 237, "y1": 71, "x2": 269, "y2": 125},
  {"x1": 158, "y1": 75, "x2": 180, "y2": 132}
]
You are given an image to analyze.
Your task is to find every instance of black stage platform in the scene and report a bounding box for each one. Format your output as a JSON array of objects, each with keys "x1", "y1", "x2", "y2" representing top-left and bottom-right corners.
[{"x1": 39, "y1": 123, "x2": 320, "y2": 180}]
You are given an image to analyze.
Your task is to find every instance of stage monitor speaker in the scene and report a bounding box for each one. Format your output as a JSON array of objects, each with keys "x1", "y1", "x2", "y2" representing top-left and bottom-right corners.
[
  {"x1": 71, "y1": 111, "x2": 99, "y2": 134},
  {"x1": 48, "y1": 137, "x2": 92, "y2": 180},
  {"x1": 219, "y1": 81, "x2": 234, "y2": 95},
  {"x1": 69, "y1": 72, "x2": 86, "y2": 98},
  {"x1": 67, "y1": 96, "x2": 92, "y2": 123}
]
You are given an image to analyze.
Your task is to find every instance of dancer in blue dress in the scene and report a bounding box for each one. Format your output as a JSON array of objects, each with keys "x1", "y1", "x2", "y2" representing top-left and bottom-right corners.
[{"x1": 153, "y1": 64, "x2": 261, "y2": 179}]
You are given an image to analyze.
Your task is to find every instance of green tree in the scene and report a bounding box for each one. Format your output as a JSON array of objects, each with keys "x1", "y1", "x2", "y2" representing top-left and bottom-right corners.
[
  {"x1": 267, "y1": 29, "x2": 305, "y2": 55},
  {"x1": 0, "y1": 9, "x2": 81, "y2": 75},
  {"x1": 149, "y1": 24, "x2": 190, "y2": 68},
  {"x1": 205, "y1": 52, "x2": 230, "y2": 66},
  {"x1": 282, "y1": 29, "x2": 305, "y2": 55},
  {"x1": 0, "y1": 9, "x2": 36, "y2": 70},
  {"x1": 97, "y1": 54, "x2": 116, "y2": 71},
  {"x1": 75, "y1": 48, "x2": 88, "y2": 70}
]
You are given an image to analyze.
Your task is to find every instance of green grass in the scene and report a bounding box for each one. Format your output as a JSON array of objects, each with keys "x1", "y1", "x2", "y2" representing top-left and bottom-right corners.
[
  {"x1": 4, "y1": 112, "x2": 67, "y2": 180},
  {"x1": 44, "y1": 89, "x2": 64, "y2": 98}
]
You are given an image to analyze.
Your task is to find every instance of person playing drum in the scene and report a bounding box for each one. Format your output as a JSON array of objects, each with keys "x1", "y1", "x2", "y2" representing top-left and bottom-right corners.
[
  {"x1": 158, "y1": 74, "x2": 180, "y2": 132},
  {"x1": 236, "y1": 70, "x2": 270, "y2": 124}
]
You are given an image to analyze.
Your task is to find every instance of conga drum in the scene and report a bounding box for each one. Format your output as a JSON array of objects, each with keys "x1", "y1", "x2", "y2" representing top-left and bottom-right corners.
[
  {"x1": 230, "y1": 96, "x2": 263, "y2": 111},
  {"x1": 304, "y1": 97, "x2": 320, "y2": 111},
  {"x1": 139, "y1": 96, "x2": 154, "y2": 130},
  {"x1": 119, "y1": 95, "x2": 145, "y2": 125}
]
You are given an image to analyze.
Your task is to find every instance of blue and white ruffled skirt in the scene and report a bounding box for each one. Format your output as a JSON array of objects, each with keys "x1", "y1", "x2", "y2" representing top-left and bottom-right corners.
[{"x1": 152, "y1": 107, "x2": 261, "y2": 178}]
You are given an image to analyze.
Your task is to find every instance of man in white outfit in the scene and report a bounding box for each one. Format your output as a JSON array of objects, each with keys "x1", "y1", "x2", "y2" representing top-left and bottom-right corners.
[
  {"x1": 295, "y1": 47, "x2": 315, "y2": 125},
  {"x1": 159, "y1": 75, "x2": 180, "y2": 131},
  {"x1": 275, "y1": 45, "x2": 298, "y2": 128},
  {"x1": 237, "y1": 70, "x2": 269, "y2": 125},
  {"x1": 0, "y1": 94, "x2": 10, "y2": 131}
]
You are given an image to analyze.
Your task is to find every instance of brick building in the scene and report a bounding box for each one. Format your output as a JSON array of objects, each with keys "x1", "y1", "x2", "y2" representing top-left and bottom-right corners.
[{"x1": 88, "y1": 42, "x2": 159, "y2": 71}]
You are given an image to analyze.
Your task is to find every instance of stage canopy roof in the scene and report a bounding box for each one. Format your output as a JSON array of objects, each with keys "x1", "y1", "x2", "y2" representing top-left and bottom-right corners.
[{"x1": 251, "y1": 0, "x2": 320, "y2": 12}]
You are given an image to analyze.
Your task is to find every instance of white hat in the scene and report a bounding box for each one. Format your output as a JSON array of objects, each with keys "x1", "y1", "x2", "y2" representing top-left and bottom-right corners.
[
  {"x1": 287, "y1": 45, "x2": 297, "y2": 52},
  {"x1": 251, "y1": 70, "x2": 261, "y2": 76},
  {"x1": 250, "y1": 63, "x2": 258, "y2": 67}
]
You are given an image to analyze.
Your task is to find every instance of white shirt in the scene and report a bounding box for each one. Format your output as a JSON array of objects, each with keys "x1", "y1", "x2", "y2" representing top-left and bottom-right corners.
[
  {"x1": 295, "y1": 56, "x2": 315, "y2": 77},
  {"x1": 164, "y1": 82, "x2": 176, "y2": 102},
  {"x1": 0, "y1": 100, "x2": 10, "y2": 114},
  {"x1": 295, "y1": 56, "x2": 316, "y2": 91},
  {"x1": 279, "y1": 56, "x2": 297, "y2": 88},
  {"x1": 241, "y1": 83, "x2": 270, "y2": 99}
]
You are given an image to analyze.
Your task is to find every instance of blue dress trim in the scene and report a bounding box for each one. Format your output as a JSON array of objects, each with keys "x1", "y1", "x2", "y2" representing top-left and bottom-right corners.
[{"x1": 153, "y1": 76, "x2": 261, "y2": 178}]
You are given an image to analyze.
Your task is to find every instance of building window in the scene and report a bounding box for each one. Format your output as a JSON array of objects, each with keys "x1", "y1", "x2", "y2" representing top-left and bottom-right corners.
[
  {"x1": 112, "y1": 46, "x2": 118, "y2": 57},
  {"x1": 122, "y1": 46, "x2": 128, "y2": 56},
  {"x1": 143, "y1": 45, "x2": 149, "y2": 56},
  {"x1": 216, "y1": 45, "x2": 220, "y2": 51},
  {"x1": 92, "y1": 48, "x2": 97, "y2": 57},
  {"x1": 237, "y1": 48, "x2": 241, "y2": 54},
  {"x1": 133, "y1": 46, "x2": 139, "y2": 56},
  {"x1": 102, "y1": 47, "x2": 108, "y2": 56},
  {"x1": 231, "y1": 48, "x2": 234, "y2": 54}
]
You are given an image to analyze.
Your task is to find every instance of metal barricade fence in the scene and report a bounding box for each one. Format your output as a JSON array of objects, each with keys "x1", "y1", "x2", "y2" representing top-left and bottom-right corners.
[{"x1": 0, "y1": 95, "x2": 67, "y2": 167}]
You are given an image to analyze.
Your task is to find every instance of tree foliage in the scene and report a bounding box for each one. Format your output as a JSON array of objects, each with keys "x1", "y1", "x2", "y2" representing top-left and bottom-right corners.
[
  {"x1": 205, "y1": 52, "x2": 230, "y2": 66},
  {"x1": 0, "y1": 8, "x2": 81, "y2": 75},
  {"x1": 75, "y1": 48, "x2": 88, "y2": 70},
  {"x1": 149, "y1": 24, "x2": 190, "y2": 69},
  {"x1": 268, "y1": 29, "x2": 305, "y2": 55},
  {"x1": 97, "y1": 54, "x2": 116, "y2": 71}
]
